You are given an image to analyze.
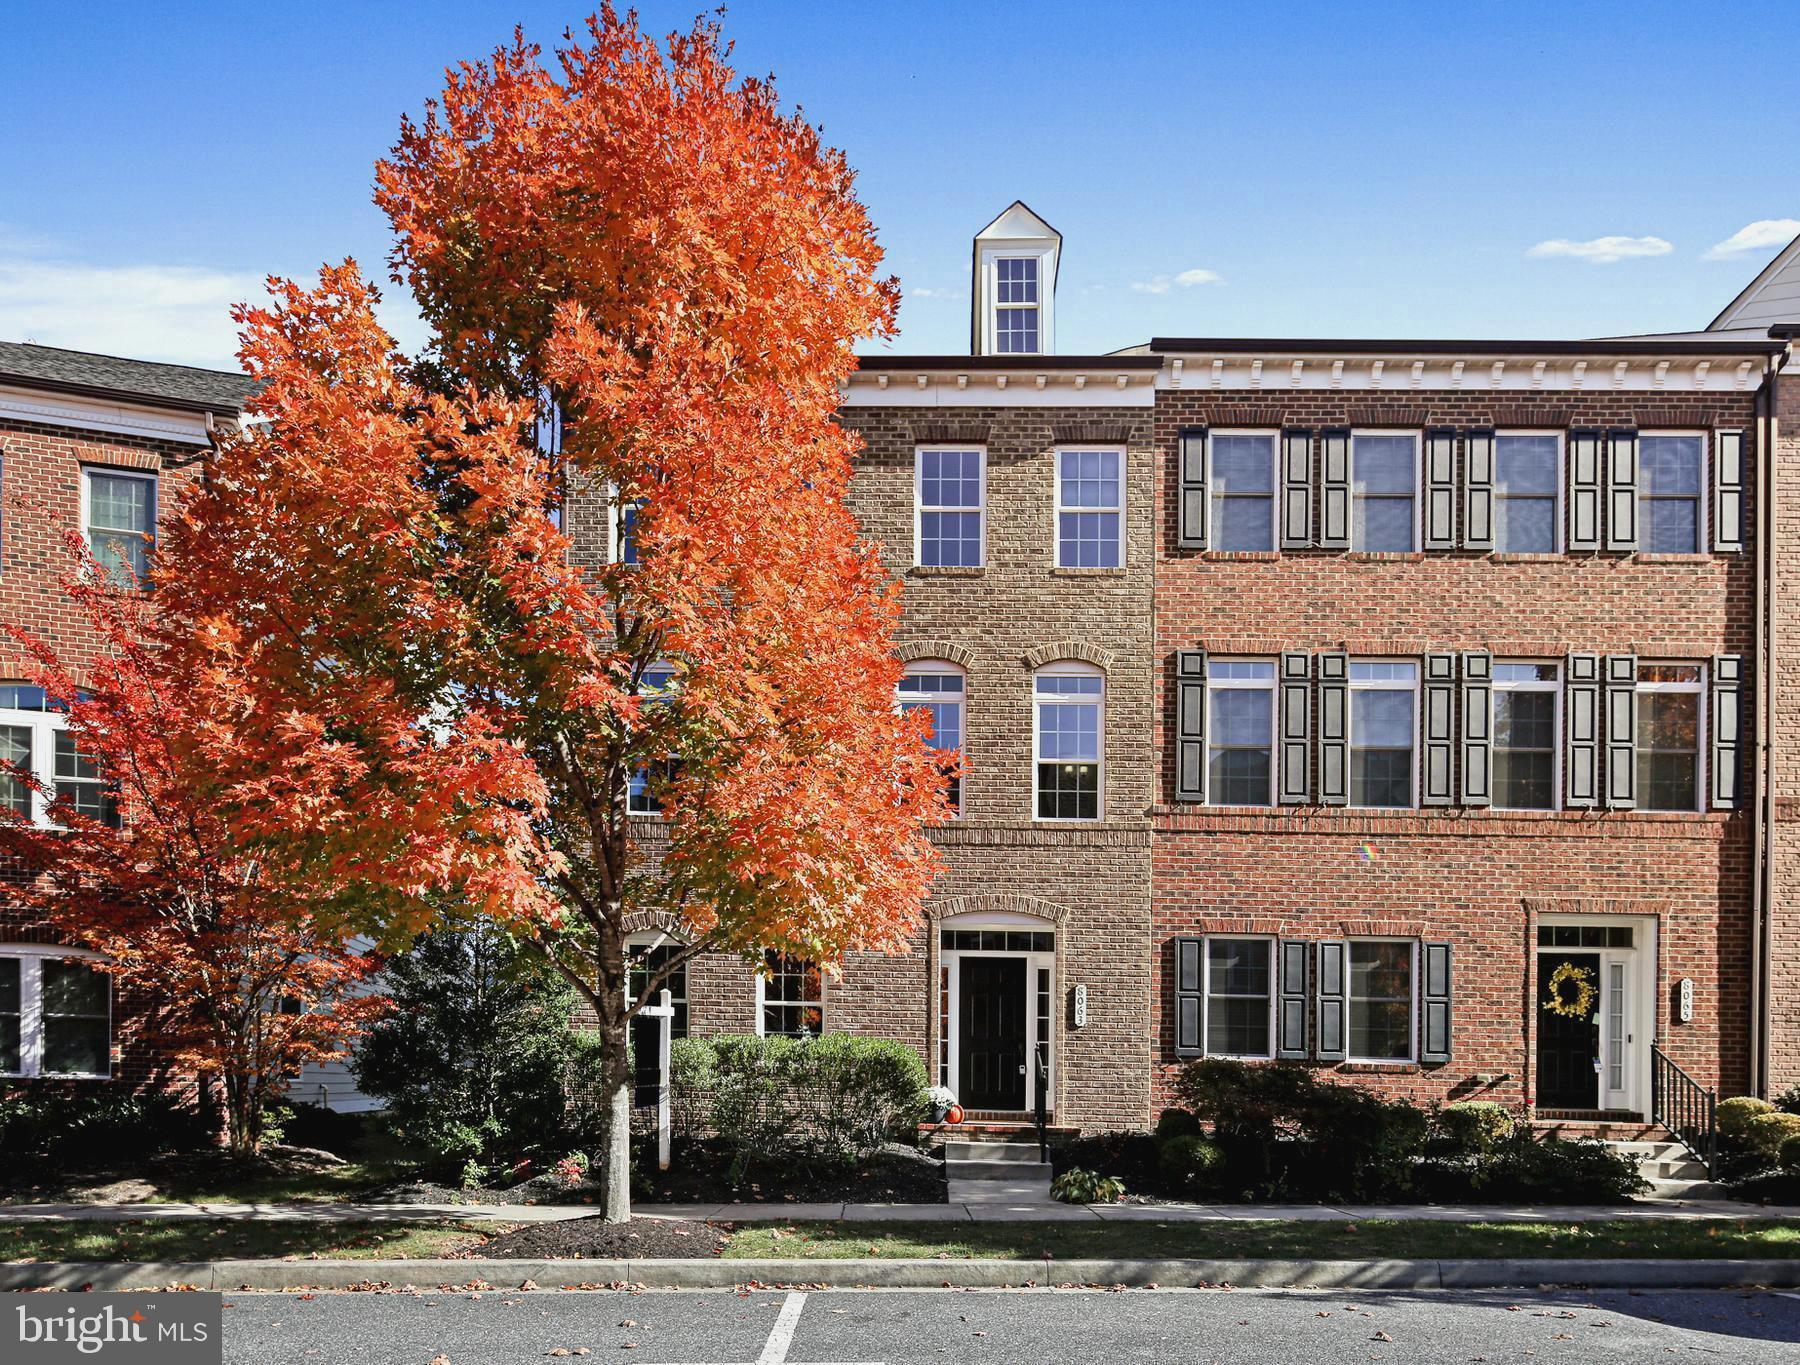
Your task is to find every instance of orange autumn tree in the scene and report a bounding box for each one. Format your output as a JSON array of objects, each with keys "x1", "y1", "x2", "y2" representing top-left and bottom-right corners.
[
  {"x1": 0, "y1": 544, "x2": 386, "y2": 1158},
  {"x1": 178, "y1": 9, "x2": 949, "y2": 1218}
]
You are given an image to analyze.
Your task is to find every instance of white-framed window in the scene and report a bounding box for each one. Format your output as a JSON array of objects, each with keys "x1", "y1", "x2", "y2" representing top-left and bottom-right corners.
[
  {"x1": 898, "y1": 661, "x2": 965, "y2": 813},
  {"x1": 82, "y1": 467, "x2": 157, "y2": 587},
  {"x1": 1207, "y1": 659, "x2": 1276, "y2": 807},
  {"x1": 1639, "y1": 434, "x2": 1705, "y2": 554},
  {"x1": 1348, "y1": 661, "x2": 1418, "y2": 809},
  {"x1": 627, "y1": 662, "x2": 678, "y2": 815},
  {"x1": 915, "y1": 448, "x2": 985, "y2": 568},
  {"x1": 1202, "y1": 936, "x2": 1275, "y2": 1059},
  {"x1": 1034, "y1": 662, "x2": 1103, "y2": 821},
  {"x1": 1210, "y1": 431, "x2": 1277, "y2": 552},
  {"x1": 1492, "y1": 662, "x2": 1560, "y2": 811},
  {"x1": 0, "y1": 685, "x2": 119, "y2": 829},
  {"x1": 993, "y1": 256, "x2": 1040, "y2": 354},
  {"x1": 1636, "y1": 662, "x2": 1704, "y2": 811},
  {"x1": 1348, "y1": 938, "x2": 1415, "y2": 1063},
  {"x1": 625, "y1": 935, "x2": 689, "y2": 1038},
  {"x1": 1054, "y1": 448, "x2": 1124, "y2": 568},
  {"x1": 1351, "y1": 432, "x2": 1418, "y2": 552},
  {"x1": 757, "y1": 950, "x2": 823, "y2": 1038},
  {"x1": 613, "y1": 497, "x2": 645, "y2": 566},
  {"x1": 1494, "y1": 433, "x2": 1562, "y2": 553},
  {"x1": 0, "y1": 946, "x2": 112, "y2": 1078}
]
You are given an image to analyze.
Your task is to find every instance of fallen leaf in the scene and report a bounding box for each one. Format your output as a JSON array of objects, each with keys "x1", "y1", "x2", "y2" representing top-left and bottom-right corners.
[{"x1": 1372, "y1": 1331, "x2": 1393, "y2": 1342}]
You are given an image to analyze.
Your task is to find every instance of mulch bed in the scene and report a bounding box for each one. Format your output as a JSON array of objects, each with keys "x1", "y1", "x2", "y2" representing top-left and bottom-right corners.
[
  {"x1": 472, "y1": 1216, "x2": 730, "y2": 1260},
  {"x1": 633, "y1": 1145, "x2": 947, "y2": 1205}
]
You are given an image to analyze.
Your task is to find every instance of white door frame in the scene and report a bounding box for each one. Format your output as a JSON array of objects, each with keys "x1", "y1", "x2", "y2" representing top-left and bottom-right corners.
[
  {"x1": 939, "y1": 914, "x2": 1055, "y2": 1114},
  {"x1": 1535, "y1": 913, "x2": 1657, "y2": 1116}
]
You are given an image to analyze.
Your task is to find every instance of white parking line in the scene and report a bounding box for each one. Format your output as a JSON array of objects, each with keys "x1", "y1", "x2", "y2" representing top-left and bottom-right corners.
[{"x1": 757, "y1": 1292, "x2": 808, "y2": 1365}]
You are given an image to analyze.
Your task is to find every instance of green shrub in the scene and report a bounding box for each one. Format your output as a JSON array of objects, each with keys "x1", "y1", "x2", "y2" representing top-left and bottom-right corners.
[
  {"x1": 1718, "y1": 1095, "x2": 1775, "y2": 1140},
  {"x1": 1050, "y1": 1167, "x2": 1125, "y2": 1204},
  {"x1": 1157, "y1": 1134, "x2": 1224, "y2": 1195},
  {"x1": 1742, "y1": 1111, "x2": 1800, "y2": 1161},
  {"x1": 0, "y1": 1091, "x2": 207, "y2": 1163},
  {"x1": 1780, "y1": 1134, "x2": 1800, "y2": 1175},
  {"x1": 1154, "y1": 1107, "x2": 1202, "y2": 1140},
  {"x1": 1433, "y1": 1101, "x2": 1517, "y2": 1157},
  {"x1": 1773, "y1": 1084, "x2": 1800, "y2": 1117},
  {"x1": 1474, "y1": 1131, "x2": 1648, "y2": 1203},
  {"x1": 1052, "y1": 1131, "x2": 1162, "y2": 1192}
]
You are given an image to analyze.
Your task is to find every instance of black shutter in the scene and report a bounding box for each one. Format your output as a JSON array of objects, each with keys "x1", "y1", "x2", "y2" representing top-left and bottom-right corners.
[
  {"x1": 1711, "y1": 654, "x2": 1744, "y2": 809},
  {"x1": 1175, "y1": 650, "x2": 1208, "y2": 803},
  {"x1": 1714, "y1": 429, "x2": 1745, "y2": 553},
  {"x1": 1424, "y1": 428, "x2": 1457, "y2": 550},
  {"x1": 1178, "y1": 427, "x2": 1209, "y2": 550},
  {"x1": 1604, "y1": 653, "x2": 1638, "y2": 808},
  {"x1": 1420, "y1": 942, "x2": 1452, "y2": 1064},
  {"x1": 1605, "y1": 430, "x2": 1640, "y2": 551},
  {"x1": 1422, "y1": 652, "x2": 1456, "y2": 806},
  {"x1": 1281, "y1": 429, "x2": 1314, "y2": 549},
  {"x1": 1565, "y1": 653, "x2": 1601, "y2": 808},
  {"x1": 1463, "y1": 428, "x2": 1495, "y2": 550},
  {"x1": 1317, "y1": 651, "x2": 1349, "y2": 805},
  {"x1": 1315, "y1": 940, "x2": 1347, "y2": 1062},
  {"x1": 1569, "y1": 429, "x2": 1602, "y2": 551},
  {"x1": 1319, "y1": 428, "x2": 1351, "y2": 549},
  {"x1": 1277, "y1": 940, "x2": 1309, "y2": 1060},
  {"x1": 1278, "y1": 651, "x2": 1312, "y2": 804},
  {"x1": 1174, "y1": 936, "x2": 1204, "y2": 1057},
  {"x1": 1460, "y1": 651, "x2": 1493, "y2": 806}
]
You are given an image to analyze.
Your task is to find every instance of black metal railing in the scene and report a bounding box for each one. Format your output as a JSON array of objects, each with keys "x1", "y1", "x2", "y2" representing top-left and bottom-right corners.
[
  {"x1": 1033, "y1": 1041, "x2": 1050, "y2": 1164},
  {"x1": 1651, "y1": 1043, "x2": 1717, "y2": 1175}
]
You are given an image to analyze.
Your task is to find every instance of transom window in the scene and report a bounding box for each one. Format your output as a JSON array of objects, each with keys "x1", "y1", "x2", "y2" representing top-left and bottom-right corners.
[
  {"x1": 1034, "y1": 663, "x2": 1103, "y2": 821},
  {"x1": 1349, "y1": 940, "x2": 1414, "y2": 1063},
  {"x1": 1348, "y1": 662, "x2": 1417, "y2": 808},
  {"x1": 1493, "y1": 662, "x2": 1559, "y2": 810},
  {"x1": 1207, "y1": 660, "x2": 1275, "y2": 807},
  {"x1": 898, "y1": 663, "x2": 964, "y2": 813},
  {"x1": 1639, "y1": 435, "x2": 1703, "y2": 554},
  {"x1": 627, "y1": 663, "x2": 678, "y2": 815},
  {"x1": 0, "y1": 685, "x2": 119, "y2": 829},
  {"x1": 84, "y1": 468, "x2": 156, "y2": 588},
  {"x1": 1636, "y1": 663, "x2": 1702, "y2": 811},
  {"x1": 1538, "y1": 924, "x2": 1635, "y2": 949},
  {"x1": 994, "y1": 257, "x2": 1040, "y2": 354},
  {"x1": 626, "y1": 942, "x2": 689, "y2": 1038},
  {"x1": 1210, "y1": 433, "x2": 1276, "y2": 552},
  {"x1": 1, "y1": 950, "x2": 112, "y2": 1078},
  {"x1": 1055, "y1": 449, "x2": 1123, "y2": 568},
  {"x1": 1494, "y1": 434, "x2": 1560, "y2": 553},
  {"x1": 1202, "y1": 937, "x2": 1274, "y2": 1059},
  {"x1": 1351, "y1": 434, "x2": 1417, "y2": 552},
  {"x1": 759, "y1": 951, "x2": 823, "y2": 1038},
  {"x1": 916, "y1": 448, "x2": 984, "y2": 568}
]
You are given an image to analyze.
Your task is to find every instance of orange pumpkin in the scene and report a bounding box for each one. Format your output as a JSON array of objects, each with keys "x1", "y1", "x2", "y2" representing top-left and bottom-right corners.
[{"x1": 945, "y1": 1104, "x2": 965, "y2": 1125}]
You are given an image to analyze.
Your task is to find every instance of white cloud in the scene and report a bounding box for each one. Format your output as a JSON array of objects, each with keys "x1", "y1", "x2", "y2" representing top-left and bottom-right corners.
[
  {"x1": 907, "y1": 285, "x2": 955, "y2": 299},
  {"x1": 1131, "y1": 267, "x2": 1223, "y2": 295},
  {"x1": 1702, "y1": 219, "x2": 1800, "y2": 261},
  {"x1": 1526, "y1": 235, "x2": 1673, "y2": 265}
]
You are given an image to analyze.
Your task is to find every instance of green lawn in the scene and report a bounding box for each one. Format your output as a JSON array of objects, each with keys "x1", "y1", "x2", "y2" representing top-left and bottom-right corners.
[
  {"x1": 0, "y1": 1160, "x2": 406, "y2": 1207},
  {"x1": 0, "y1": 1219, "x2": 497, "y2": 1263}
]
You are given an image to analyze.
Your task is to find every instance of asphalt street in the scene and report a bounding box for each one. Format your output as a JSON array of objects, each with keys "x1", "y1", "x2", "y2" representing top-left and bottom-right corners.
[{"x1": 219, "y1": 1285, "x2": 1800, "y2": 1364}]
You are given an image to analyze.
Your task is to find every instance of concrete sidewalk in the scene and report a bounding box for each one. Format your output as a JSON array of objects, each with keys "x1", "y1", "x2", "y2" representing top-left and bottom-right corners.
[{"x1": 3, "y1": 1197, "x2": 1798, "y2": 1224}]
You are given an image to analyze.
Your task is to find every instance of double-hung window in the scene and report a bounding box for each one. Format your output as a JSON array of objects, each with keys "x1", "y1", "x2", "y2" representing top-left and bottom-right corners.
[
  {"x1": 1210, "y1": 433, "x2": 1276, "y2": 552},
  {"x1": 1207, "y1": 660, "x2": 1275, "y2": 807},
  {"x1": 1348, "y1": 662, "x2": 1417, "y2": 808},
  {"x1": 1348, "y1": 940, "x2": 1415, "y2": 1063},
  {"x1": 1034, "y1": 663, "x2": 1103, "y2": 820},
  {"x1": 615, "y1": 498, "x2": 644, "y2": 566},
  {"x1": 1055, "y1": 449, "x2": 1123, "y2": 568},
  {"x1": 994, "y1": 257, "x2": 1040, "y2": 353},
  {"x1": 626, "y1": 940, "x2": 689, "y2": 1038},
  {"x1": 1636, "y1": 663, "x2": 1703, "y2": 811},
  {"x1": 0, "y1": 685, "x2": 119, "y2": 829},
  {"x1": 1202, "y1": 937, "x2": 1274, "y2": 1058},
  {"x1": 627, "y1": 663, "x2": 678, "y2": 814},
  {"x1": 916, "y1": 448, "x2": 984, "y2": 567},
  {"x1": 83, "y1": 468, "x2": 156, "y2": 588},
  {"x1": 1493, "y1": 434, "x2": 1560, "y2": 553},
  {"x1": 1351, "y1": 434, "x2": 1417, "y2": 552},
  {"x1": 1, "y1": 949, "x2": 112, "y2": 1078},
  {"x1": 898, "y1": 663, "x2": 965, "y2": 813},
  {"x1": 1639, "y1": 435, "x2": 1704, "y2": 553},
  {"x1": 1492, "y1": 662, "x2": 1559, "y2": 810},
  {"x1": 759, "y1": 951, "x2": 823, "y2": 1037}
]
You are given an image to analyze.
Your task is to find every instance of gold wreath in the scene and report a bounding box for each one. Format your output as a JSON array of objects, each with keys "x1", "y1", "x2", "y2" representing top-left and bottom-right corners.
[{"x1": 1543, "y1": 960, "x2": 1597, "y2": 1020}]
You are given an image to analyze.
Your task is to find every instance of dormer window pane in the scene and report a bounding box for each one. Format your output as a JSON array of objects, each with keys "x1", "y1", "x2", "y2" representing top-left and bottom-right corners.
[
  {"x1": 997, "y1": 257, "x2": 1038, "y2": 304},
  {"x1": 995, "y1": 257, "x2": 1040, "y2": 354}
]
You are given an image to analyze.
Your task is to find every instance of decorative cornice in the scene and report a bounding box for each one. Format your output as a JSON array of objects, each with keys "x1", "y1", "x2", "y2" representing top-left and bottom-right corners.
[{"x1": 0, "y1": 386, "x2": 215, "y2": 445}]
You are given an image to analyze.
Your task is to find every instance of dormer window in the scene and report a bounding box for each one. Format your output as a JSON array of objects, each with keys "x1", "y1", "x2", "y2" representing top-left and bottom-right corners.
[
  {"x1": 972, "y1": 201, "x2": 1060, "y2": 356},
  {"x1": 994, "y1": 258, "x2": 1040, "y2": 353}
]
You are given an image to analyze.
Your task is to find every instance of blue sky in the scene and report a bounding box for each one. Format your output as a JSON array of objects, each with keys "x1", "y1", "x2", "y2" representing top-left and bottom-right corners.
[{"x1": 2, "y1": 1, "x2": 1795, "y2": 369}]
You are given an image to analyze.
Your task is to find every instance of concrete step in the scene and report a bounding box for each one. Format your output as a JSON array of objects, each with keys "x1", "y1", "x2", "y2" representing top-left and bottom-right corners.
[
  {"x1": 1643, "y1": 1177, "x2": 1727, "y2": 1200},
  {"x1": 1637, "y1": 1158, "x2": 1710, "y2": 1181},
  {"x1": 1604, "y1": 1140, "x2": 1685, "y2": 1159},
  {"x1": 947, "y1": 1178, "x2": 1057, "y2": 1205},
  {"x1": 944, "y1": 1158, "x2": 1051, "y2": 1181},
  {"x1": 944, "y1": 1140, "x2": 1043, "y2": 1162}
]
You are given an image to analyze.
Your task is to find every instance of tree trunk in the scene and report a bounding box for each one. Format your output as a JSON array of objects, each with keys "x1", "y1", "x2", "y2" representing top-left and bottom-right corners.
[
  {"x1": 595, "y1": 915, "x2": 632, "y2": 1224},
  {"x1": 224, "y1": 1071, "x2": 258, "y2": 1159}
]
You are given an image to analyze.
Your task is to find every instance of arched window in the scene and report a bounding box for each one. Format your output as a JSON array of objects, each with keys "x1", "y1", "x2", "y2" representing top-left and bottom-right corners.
[
  {"x1": 1033, "y1": 662, "x2": 1103, "y2": 821},
  {"x1": 898, "y1": 661, "x2": 965, "y2": 814}
]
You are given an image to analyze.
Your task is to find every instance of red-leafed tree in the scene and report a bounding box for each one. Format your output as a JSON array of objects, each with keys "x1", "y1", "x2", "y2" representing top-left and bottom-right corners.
[
  {"x1": 171, "y1": 9, "x2": 949, "y2": 1218},
  {"x1": 0, "y1": 546, "x2": 387, "y2": 1157}
]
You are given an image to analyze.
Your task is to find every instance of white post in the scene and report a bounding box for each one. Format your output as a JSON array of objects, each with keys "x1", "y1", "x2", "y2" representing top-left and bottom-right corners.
[{"x1": 656, "y1": 987, "x2": 673, "y2": 1172}]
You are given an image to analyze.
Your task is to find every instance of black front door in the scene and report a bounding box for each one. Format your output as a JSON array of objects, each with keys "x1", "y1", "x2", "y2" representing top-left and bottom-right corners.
[
  {"x1": 1537, "y1": 952, "x2": 1601, "y2": 1110},
  {"x1": 959, "y1": 956, "x2": 1027, "y2": 1110}
]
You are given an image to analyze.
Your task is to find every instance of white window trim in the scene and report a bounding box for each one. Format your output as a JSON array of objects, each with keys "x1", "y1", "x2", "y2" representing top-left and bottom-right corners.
[
  {"x1": 1346, "y1": 936, "x2": 1418, "y2": 1065},
  {"x1": 626, "y1": 662, "x2": 678, "y2": 816},
  {"x1": 980, "y1": 248, "x2": 1055, "y2": 356},
  {"x1": 937, "y1": 912, "x2": 1057, "y2": 1114},
  {"x1": 1638, "y1": 430, "x2": 1709, "y2": 555},
  {"x1": 624, "y1": 931, "x2": 689, "y2": 1032},
  {"x1": 913, "y1": 446, "x2": 986, "y2": 569},
  {"x1": 754, "y1": 952, "x2": 826, "y2": 1038},
  {"x1": 1052, "y1": 445, "x2": 1126, "y2": 569},
  {"x1": 1346, "y1": 660, "x2": 1421, "y2": 811},
  {"x1": 0, "y1": 944, "x2": 112, "y2": 1079},
  {"x1": 1534, "y1": 913, "x2": 1658, "y2": 1117},
  {"x1": 1634, "y1": 660, "x2": 1707, "y2": 814},
  {"x1": 899, "y1": 659, "x2": 967, "y2": 817},
  {"x1": 1032, "y1": 660, "x2": 1105, "y2": 822},
  {"x1": 1493, "y1": 430, "x2": 1565, "y2": 555},
  {"x1": 80, "y1": 465, "x2": 158, "y2": 583},
  {"x1": 1350, "y1": 430, "x2": 1421, "y2": 553},
  {"x1": 0, "y1": 693, "x2": 61, "y2": 829},
  {"x1": 1200, "y1": 934, "x2": 1277, "y2": 1060},
  {"x1": 1205, "y1": 658, "x2": 1277, "y2": 809},
  {"x1": 1491, "y1": 660, "x2": 1563, "y2": 812},
  {"x1": 1208, "y1": 430, "x2": 1280, "y2": 554}
]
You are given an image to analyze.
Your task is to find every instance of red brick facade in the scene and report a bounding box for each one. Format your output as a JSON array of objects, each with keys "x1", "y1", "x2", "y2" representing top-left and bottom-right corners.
[{"x1": 1768, "y1": 368, "x2": 1800, "y2": 1095}]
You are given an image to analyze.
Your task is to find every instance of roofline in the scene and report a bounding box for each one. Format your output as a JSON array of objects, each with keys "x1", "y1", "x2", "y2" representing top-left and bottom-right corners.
[
  {"x1": 0, "y1": 367, "x2": 253, "y2": 416},
  {"x1": 1149, "y1": 336, "x2": 1788, "y2": 358},
  {"x1": 855, "y1": 353, "x2": 1163, "y2": 371},
  {"x1": 1707, "y1": 230, "x2": 1800, "y2": 331}
]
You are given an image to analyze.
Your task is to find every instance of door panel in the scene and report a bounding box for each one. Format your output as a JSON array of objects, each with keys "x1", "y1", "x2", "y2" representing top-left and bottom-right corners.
[
  {"x1": 959, "y1": 957, "x2": 1027, "y2": 1110},
  {"x1": 1536, "y1": 952, "x2": 1600, "y2": 1109}
]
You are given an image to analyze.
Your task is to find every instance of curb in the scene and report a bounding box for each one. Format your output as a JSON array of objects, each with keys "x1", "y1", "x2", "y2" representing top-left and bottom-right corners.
[{"x1": 4, "y1": 1257, "x2": 1800, "y2": 1292}]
